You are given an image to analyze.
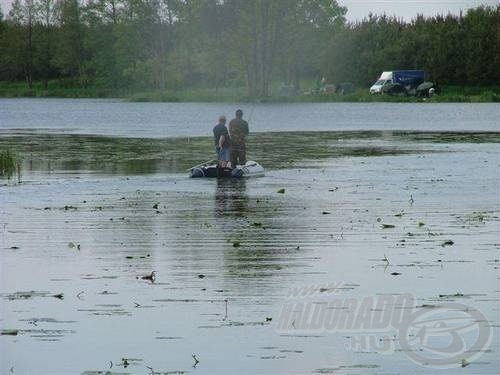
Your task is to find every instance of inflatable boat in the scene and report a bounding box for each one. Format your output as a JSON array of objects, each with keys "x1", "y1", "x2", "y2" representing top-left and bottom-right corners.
[{"x1": 189, "y1": 160, "x2": 265, "y2": 178}]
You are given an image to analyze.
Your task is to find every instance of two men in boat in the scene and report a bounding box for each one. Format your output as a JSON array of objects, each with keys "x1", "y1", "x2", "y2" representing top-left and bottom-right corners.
[{"x1": 213, "y1": 109, "x2": 249, "y2": 168}]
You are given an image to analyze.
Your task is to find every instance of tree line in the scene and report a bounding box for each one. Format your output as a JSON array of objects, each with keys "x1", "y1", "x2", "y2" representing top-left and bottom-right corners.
[{"x1": 0, "y1": 0, "x2": 498, "y2": 96}]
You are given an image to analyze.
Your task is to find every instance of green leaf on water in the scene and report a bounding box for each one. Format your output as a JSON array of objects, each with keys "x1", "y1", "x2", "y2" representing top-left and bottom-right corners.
[
  {"x1": 381, "y1": 224, "x2": 395, "y2": 229},
  {"x1": 277, "y1": 188, "x2": 285, "y2": 194},
  {"x1": 1, "y1": 329, "x2": 18, "y2": 336},
  {"x1": 232, "y1": 240, "x2": 241, "y2": 247}
]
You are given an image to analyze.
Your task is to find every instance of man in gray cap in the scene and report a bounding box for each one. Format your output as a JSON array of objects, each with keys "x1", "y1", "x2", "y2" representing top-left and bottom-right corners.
[{"x1": 213, "y1": 115, "x2": 230, "y2": 168}]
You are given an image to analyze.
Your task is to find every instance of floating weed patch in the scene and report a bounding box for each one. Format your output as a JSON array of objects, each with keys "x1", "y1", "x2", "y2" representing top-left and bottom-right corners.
[
  {"x1": 442, "y1": 239, "x2": 454, "y2": 247},
  {"x1": 314, "y1": 364, "x2": 380, "y2": 373},
  {"x1": 1, "y1": 290, "x2": 64, "y2": 300},
  {"x1": 439, "y1": 292, "x2": 465, "y2": 298},
  {"x1": 381, "y1": 224, "x2": 395, "y2": 229},
  {"x1": 1, "y1": 329, "x2": 19, "y2": 336}
]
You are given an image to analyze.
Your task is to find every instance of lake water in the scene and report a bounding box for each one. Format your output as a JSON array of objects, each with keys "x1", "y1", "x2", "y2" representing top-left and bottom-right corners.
[
  {"x1": 1, "y1": 99, "x2": 499, "y2": 137},
  {"x1": 0, "y1": 99, "x2": 499, "y2": 374}
]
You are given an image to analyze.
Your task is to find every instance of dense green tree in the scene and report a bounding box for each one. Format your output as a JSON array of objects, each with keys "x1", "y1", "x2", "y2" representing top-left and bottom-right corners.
[
  {"x1": 280, "y1": 0, "x2": 346, "y2": 88},
  {"x1": 0, "y1": 1, "x2": 498, "y2": 93},
  {"x1": 36, "y1": 0, "x2": 57, "y2": 88},
  {"x1": 324, "y1": 6, "x2": 499, "y2": 87},
  {"x1": 51, "y1": 0, "x2": 86, "y2": 83},
  {"x1": 8, "y1": 0, "x2": 37, "y2": 87}
]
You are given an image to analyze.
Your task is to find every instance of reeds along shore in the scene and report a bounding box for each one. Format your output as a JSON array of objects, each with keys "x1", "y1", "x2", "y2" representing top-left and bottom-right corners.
[{"x1": 0, "y1": 149, "x2": 21, "y2": 181}]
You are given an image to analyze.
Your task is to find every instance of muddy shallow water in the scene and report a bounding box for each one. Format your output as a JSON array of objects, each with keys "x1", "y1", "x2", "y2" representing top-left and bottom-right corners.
[{"x1": 1, "y1": 124, "x2": 500, "y2": 373}]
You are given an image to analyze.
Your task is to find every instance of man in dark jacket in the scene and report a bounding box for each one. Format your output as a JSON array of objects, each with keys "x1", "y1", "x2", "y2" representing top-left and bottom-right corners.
[{"x1": 228, "y1": 109, "x2": 249, "y2": 167}]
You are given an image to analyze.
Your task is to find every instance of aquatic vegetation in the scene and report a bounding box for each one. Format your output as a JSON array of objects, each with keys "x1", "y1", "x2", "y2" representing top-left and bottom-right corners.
[
  {"x1": 1, "y1": 131, "x2": 498, "y2": 177},
  {"x1": 277, "y1": 188, "x2": 285, "y2": 194},
  {"x1": 439, "y1": 292, "x2": 465, "y2": 298},
  {"x1": 0, "y1": 149, "x2": 21, "y2": 180},
  {"x1": 381, "y1": 224, "x2": 395, "y2": 229},
  {"x1": 68, "y1": 242, "x2": 81, "y2": 250}
]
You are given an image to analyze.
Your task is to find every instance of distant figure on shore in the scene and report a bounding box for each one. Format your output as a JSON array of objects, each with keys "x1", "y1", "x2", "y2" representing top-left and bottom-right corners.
[
  {"x1": 213, "y1": 115, "x2": 231, "y2": 168},
  {"x1": 228, "y1": 109, "x2": 249, "y2": 167}
]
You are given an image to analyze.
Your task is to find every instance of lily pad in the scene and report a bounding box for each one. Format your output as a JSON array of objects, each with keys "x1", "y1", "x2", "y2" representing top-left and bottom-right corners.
[{"x1": 1, "y1": 329, "x2": 18, "y2": 336}]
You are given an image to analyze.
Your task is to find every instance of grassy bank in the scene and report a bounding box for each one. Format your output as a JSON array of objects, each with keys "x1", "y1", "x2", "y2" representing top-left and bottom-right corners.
[{"x1": 0, "y1": 81, "x2": 498, "y2": 103}]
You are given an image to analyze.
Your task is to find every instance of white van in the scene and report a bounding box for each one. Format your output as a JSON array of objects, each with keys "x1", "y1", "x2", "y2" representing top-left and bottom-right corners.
[
  {"x1": 369, "y1": 71, "x2": 392, "y2": 94},
  {"x1": 370, "y1": 70, "x2": 425, "y2": 94}
]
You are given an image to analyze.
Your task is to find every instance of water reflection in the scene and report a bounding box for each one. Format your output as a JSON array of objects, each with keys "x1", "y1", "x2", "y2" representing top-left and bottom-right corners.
[{"x1": 215, "y1": 178, "x2": 248, "y2": 218}]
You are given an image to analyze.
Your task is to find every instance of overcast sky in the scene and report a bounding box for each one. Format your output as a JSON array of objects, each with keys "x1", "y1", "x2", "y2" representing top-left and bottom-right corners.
[
  {"x1": 339, "y1": 0, "x2": 497, "y2": 21},
  {"x1": 1, "y1": 0, "x2": 497, "y2": 21}
]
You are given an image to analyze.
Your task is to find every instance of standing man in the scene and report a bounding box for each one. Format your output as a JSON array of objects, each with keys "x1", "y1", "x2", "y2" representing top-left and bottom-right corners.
[
  {"x1": 228, "y1": 109, "x2": 249, "y2": 167},
  {"x1": 213, "y1": 115, "x2": 231, "y2": 168}
]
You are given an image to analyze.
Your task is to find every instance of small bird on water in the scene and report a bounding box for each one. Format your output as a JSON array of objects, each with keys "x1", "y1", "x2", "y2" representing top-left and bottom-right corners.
[{"x1": 140, "y1": 271, "x2": 156, "y2": 282}]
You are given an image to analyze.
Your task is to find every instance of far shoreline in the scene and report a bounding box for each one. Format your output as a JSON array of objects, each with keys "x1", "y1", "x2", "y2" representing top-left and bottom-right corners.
[{"x1": 0, "y1": 84, "x2": 498, "y2": 103}]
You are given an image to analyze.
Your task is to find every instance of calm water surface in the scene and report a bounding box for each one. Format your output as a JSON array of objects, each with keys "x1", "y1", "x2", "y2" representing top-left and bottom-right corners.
[
  {"x1": 0, "y1": 100, "x2": 499, "y2": 374},
  {"x1": 1, "y1": 99, "x2": 499, "y2": 137}
]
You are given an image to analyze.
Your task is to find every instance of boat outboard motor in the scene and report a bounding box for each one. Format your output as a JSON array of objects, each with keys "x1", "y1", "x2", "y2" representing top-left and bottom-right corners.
[
  {"x1": 191, "y1": 168, "x2": 205, "y2": 178},
  {"x1": 231, "y1": 168, "x2": 244, "y2": 178}
]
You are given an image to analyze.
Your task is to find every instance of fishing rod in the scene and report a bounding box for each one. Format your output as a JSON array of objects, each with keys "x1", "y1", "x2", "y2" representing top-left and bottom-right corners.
[{"x1": 247, "y1": 100, "x2": 256, "y2": 124}]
